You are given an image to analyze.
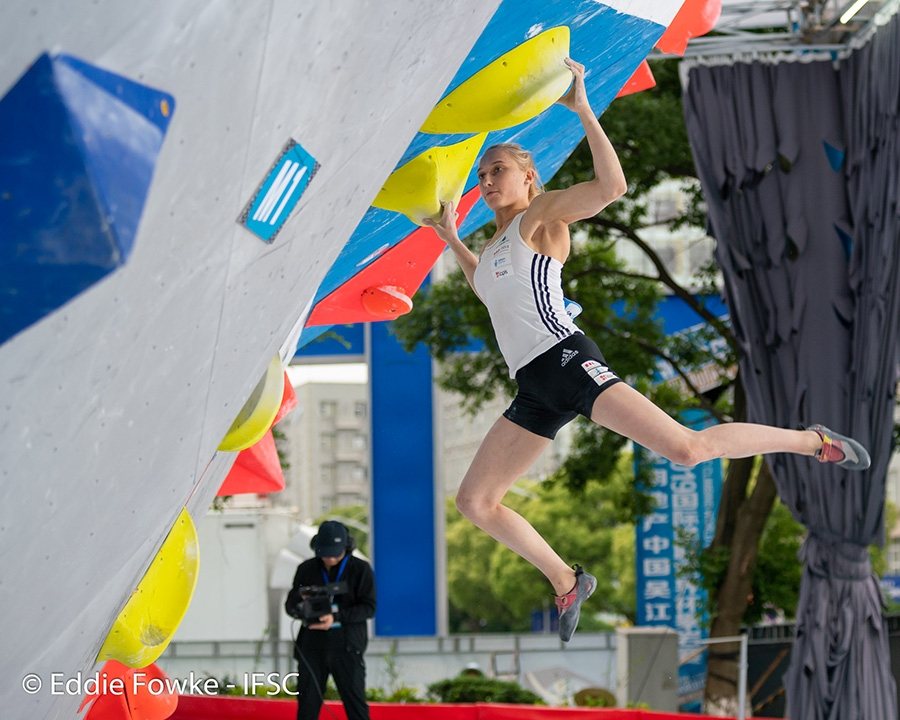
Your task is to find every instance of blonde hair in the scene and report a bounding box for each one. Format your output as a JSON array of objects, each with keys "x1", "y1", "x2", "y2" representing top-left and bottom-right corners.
[{"x1": 481, "y1": 143, "x2": 544, "y2": 200}]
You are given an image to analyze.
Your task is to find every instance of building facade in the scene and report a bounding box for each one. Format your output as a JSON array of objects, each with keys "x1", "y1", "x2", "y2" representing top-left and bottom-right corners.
[
  {"x1": 277, "y1": 380, "x2": 370, "y2": 521},
  {"x1": 275, "y1": 372, "x2": 571, "y2": 518}
]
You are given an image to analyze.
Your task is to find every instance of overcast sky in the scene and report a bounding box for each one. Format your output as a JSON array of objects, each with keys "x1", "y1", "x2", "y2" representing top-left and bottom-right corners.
[{"x1": 287, "y1": 362, "x2": 368, "y2": 386}]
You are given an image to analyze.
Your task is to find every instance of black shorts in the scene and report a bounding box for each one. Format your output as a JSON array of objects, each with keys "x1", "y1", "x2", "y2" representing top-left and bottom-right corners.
[{"x1": 503, "y1": 334, "x2": 622, "y2": 439}]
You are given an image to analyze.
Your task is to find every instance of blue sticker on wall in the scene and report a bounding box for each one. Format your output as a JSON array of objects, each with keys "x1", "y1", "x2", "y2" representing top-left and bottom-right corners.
[{"x1": 240, "y1": 140, "x2": 318, "y2": 242}]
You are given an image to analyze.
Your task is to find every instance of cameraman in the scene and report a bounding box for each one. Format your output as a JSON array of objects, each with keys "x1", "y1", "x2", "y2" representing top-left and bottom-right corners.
[{"x1": 285, "y1": 520, "x2": 376, "y2": 720}]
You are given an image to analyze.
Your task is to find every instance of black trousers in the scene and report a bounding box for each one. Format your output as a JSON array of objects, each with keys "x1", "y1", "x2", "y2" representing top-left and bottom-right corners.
[{"x1": 295, "y1": 646, "x2": 369, "y2": 720}]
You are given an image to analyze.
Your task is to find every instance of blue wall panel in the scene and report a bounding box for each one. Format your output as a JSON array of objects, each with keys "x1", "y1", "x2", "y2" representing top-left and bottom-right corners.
[{"x1": 294, "y1": 323, "x2": 366, "y2": 360}]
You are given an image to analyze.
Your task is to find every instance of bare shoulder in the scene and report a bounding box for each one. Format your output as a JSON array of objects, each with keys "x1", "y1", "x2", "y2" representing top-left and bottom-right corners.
[
  {"x1": 519, "y1": 197, "x2": 571, "y2": 261},
  {"x1": 518, "y1": 191, "x2": 563, "y2": 240}
]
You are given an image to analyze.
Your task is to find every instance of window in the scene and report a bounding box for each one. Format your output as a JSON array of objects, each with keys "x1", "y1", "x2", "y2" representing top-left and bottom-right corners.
[
  {"x1": 352, "y1": 466, "x2": 368, "y2": 483},
  {"x1": 319, "y1": 401, "x2": 336, "y2": 419},
  {"x1": 337, "y1": 494, "x2": 361, "y2": 507},
  {"x1": 321, "y1": 434, "x2": 335, "y2": 451},
  {"x1": 354, "y1": 402, "x2": 367, "y2": 419},
  {"x1": 887, "y1": 469, "x2": 900, "y2": 506},
  {"x1": 888, "y1": 539, "x2": 900, "y2": 574},
  {"x1": 336, "y1": 463, "x2": 368, "y2": 486},
  {"x1": 653, "y1": 197, "x2": 678, "y2": 222}
]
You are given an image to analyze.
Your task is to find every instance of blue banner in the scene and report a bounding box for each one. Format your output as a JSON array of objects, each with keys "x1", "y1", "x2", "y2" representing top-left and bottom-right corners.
[
  {"x1": 635, "y1": 409, "x2": 722, "y2": 711},
  {"x1": 880, "y1": 575, "x2": 900, "y2": 603}
]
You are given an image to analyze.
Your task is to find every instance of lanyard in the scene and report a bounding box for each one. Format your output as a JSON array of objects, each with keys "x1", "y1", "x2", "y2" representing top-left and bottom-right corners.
[{"x1": 322, "y1": 554, "x2": 349, "y2": 590}]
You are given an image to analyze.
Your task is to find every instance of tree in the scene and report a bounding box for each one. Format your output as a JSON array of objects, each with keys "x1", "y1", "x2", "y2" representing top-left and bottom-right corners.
[
  {"x1": 445, "y1": 462, "x2": 637, "y2": 632},
  {"x1": 390, "y1": 58, "x2": 783, "y2": 712},
  {"x1": 271, "y1": 425, "x2": 291, "y2": 470},
  {"x1": 679, "y1": 496, "x2": 805, "y2": 626},
  {"x1": 314, "y1": 504, "x2": 370, "y2": 557}
]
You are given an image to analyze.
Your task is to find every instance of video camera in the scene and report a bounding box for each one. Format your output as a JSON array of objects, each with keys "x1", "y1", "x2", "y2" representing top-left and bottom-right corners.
[{"x1": 293, "y1": 581, "x2": 348, "y2": 623}]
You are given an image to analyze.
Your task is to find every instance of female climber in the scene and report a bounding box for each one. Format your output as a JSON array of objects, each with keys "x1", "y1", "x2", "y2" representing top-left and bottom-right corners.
[{"x1": 424, "y1": 57, "x2": 870, "y2": 642}]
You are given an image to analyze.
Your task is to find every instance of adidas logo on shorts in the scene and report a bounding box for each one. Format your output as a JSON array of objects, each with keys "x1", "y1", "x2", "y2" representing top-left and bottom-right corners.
[{"x1": 561, "y1": 348, "x2": 579, "y2": 366}]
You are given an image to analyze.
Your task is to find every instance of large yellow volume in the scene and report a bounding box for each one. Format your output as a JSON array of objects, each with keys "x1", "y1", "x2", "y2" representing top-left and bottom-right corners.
[
  {"x1": 218, "y1": 354, "x2": 284, "y2": 452},
  {"x1": 421, "y1": 26, "x2": 572, "y2": 134},
  {"x1": 372, "y1": 133, "x2": 487, "y2": 226},
  {"x1": 97, "y1": 508, "x2": 199, "y2": 668}
]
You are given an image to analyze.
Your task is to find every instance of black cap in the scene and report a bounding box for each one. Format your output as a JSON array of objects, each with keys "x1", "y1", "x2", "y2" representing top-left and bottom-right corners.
[{"x1": 312, "y1": 521, "x2": 349, "y2": 558}]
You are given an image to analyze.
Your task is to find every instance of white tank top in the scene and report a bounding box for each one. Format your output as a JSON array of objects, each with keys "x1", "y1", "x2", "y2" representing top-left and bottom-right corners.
[{"x1": 473, "y1": 212, "x2": 581, "y2": 377}]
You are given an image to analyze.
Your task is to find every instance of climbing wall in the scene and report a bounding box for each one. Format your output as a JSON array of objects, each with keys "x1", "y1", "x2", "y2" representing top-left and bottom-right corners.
[
  {"x1": 0, "y1": 3, "x2": 499, "y2": 717},
  {"x1": 301, "y1": 0, "x2": 717, "y2": 337},
  {"x1": 0, "y1": 0, "x2": 713, "y2": 717}
]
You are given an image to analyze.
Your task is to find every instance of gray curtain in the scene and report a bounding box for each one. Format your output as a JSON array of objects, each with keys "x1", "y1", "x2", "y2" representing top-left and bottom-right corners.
[{"x1": 683, "y1": 12, "x2": 900, "y2": 720}]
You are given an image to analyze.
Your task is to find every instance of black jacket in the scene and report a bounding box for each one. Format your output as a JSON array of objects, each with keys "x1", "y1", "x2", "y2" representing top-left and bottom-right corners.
[{"x1": 285, "y1": 554, "x2": 376, "y2": 655}]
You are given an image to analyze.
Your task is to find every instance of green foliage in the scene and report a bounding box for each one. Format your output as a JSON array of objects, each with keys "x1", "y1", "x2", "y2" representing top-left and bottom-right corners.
[
  {"x1": 426, "y1": 674, "x2": 542, "y2": 704},
  {"x1": 871, "y1": 500, "x2": 899, "y2": 579},
  {"x1": 577, "y1": 692, "x2": 616, "y2": 708},
  {"x1": 753, "y1": 501, "x2": 805, "y2": 620},
  {"x1": 677, "y1": 499, "x2": 805, "y2": 625},
  {"x1": 322, "y1": 678, "x2": 341, "y2": 701},
  {"x1": 210, "y1": 495, "x2": 232, "y2": 511},
  {"x1": 313, "y1": 504, "x2": 369, "y2": 557},
  {"x1": 366, "y1": 645, "x2": 423, "y2": 703},
  {"x1": 446, "y1": 495, "x2": 521, "y2": 630},
  {"x1": 391, "y1": 257, "x2": 514, "y2": 412},
  {"x1": 550, "y1": 61, "x2": 694, "y2": 200},
  {"x1": 446, "y1": 462, "x2": 639, "y2": 629},
  {"x1": 680, "y1": 499, "x2": 899, "y2": 626},
  {"x1": 608, "y1": 524, "x2": 637, "y2": 622},
  {"x1": 271, "y1": 425, "x2": 291, "y2": 471},
  {"x1": 366, "y1": 685, "x2": 422, "y2": 703},
  {"x1": 580, "y1": 697, "x2": 609, "y2": 707}
]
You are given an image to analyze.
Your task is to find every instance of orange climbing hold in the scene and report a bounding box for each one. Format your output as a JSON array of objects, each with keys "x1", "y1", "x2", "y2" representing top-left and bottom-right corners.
[
  {"x1": 218, "y1": 371, "x2": 295, "y2": 496},
  {"x1": 273, "y1": 371, "x2": 297, "y2": 425},
  {"x1": 616, "y1": 61, "x2": 656, "y2": 98},
  {"x1": 79, "y1": 661, "x2": 177, "y2": 720},
  {"x1": 361, "y1": 286, "x2": 414, "y2": 318},
  {"x1": 217, "y1": 430, "x2": 285, "y2": 496},
  {"x1": 307, "y1": 187, "x2": 481, "y2": 326},
  {"x1": 656, "y1": 0, "x2": 722, "y2": 56}
]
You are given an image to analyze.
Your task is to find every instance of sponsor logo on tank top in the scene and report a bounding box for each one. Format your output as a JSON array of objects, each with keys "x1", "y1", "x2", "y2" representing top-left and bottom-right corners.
[
  {"x1": 561, "y1": 348, "x2": 579, "y2": 366},
  {"x1": 491, "y1": 237, "x2": 513, "y2": 280},
  {"x1": 582, "y1": 359, "x2": 617, "y2": 386}
]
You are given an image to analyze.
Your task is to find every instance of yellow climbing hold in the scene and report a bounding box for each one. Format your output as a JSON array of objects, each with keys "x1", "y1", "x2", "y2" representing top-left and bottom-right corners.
[
  {"x1": 372, "y1": 133, "x2": 486, "y2": 226},
  {"x1": 218, "y1": 354, "x2": 284, "y2": 452},
  {"x1": 97, "y1": 508, "x2": 199, "y2": 668},
  {"x1": 421, "y1": 26, "x2": 572, "y2": 134}
]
